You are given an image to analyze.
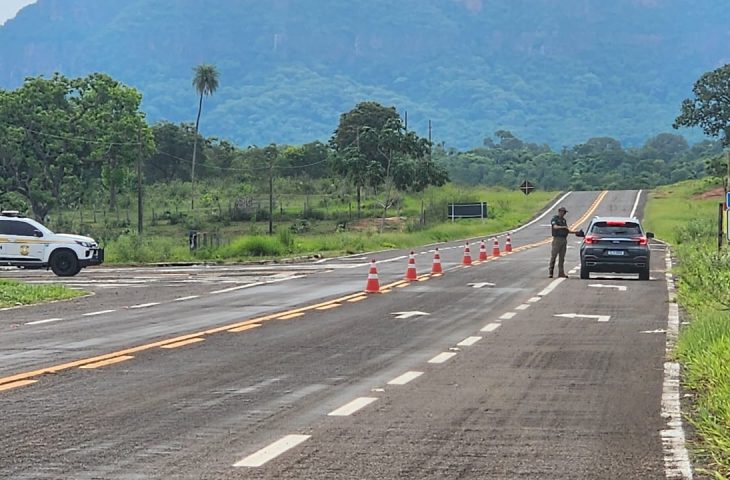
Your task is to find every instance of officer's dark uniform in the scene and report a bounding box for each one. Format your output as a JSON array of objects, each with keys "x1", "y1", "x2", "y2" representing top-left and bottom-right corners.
[{"x1": 549, "y1": 209, "x2": 569, "y2": 278}]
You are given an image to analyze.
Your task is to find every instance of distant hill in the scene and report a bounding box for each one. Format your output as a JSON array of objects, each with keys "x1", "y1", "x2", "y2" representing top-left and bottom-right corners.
[{"x1": 0, "y1": 0, "x2": 727, "y2": 149}]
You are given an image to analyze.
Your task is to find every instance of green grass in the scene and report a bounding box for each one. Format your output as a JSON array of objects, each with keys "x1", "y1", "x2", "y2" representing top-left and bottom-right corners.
[
  {"x1": 0, "y1": 279, "x2": 85, "y2": 308},
  {"x1": 645, "y1": 177, "x2": 730, "y2": 478},
  {"x1": 100, "y1": 187, "x2": 558, "y2": 263}
]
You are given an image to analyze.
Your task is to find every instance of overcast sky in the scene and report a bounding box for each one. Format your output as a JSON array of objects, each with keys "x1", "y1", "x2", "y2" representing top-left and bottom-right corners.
[{"x1": 0, "y1": 0, "x2": 37, "y2": 25}]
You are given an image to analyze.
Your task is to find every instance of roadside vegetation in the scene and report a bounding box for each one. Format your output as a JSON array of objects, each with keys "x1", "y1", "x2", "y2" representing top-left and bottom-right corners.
[
  {"x1": 101, "y1": 186, "x2": 555, "y2": 263},
  {"x1": 644, "y1": 178, "x2": 730, "y2": 478},
  {"x1": 0, "y1": 279, "x2": 85, "y2": 309}
]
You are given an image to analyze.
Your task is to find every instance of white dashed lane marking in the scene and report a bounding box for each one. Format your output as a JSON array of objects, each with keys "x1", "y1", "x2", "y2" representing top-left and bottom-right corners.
[
  {"x1": 25, "y1": 318, "x2": 63, "y2": 325},
  {"x1": 82, "y1": 310, "x2": 116, "y2": 317},
  {"x1": 428, "y1": 352, "x2": 457, "y2": 364},
  {"x1": 499, "y1": 312, "x2": 516, "y2": 320},
  {"x1": 457, "y1": 336, "x2": 482, "y2": 347},
  {"x1": 328, "y1": 397, "x2": 378, "y2": 417},
  {"x1": 129, "y1": 302, "x2": 160, "y2": 309},
  {"x1": 233, "y1": 434, "x2": 311, "y2": 468},
  {"x1": 480, "y1": 323, "x2": 501, "y2": 332},
  {"x1": 387, "y1": 371, "x2": 423, "y2": 386}
]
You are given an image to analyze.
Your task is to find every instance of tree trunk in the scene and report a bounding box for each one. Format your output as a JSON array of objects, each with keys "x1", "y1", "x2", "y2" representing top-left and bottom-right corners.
[{"x1": 191, "y1": 92, "x2": 204, "y2": 211}]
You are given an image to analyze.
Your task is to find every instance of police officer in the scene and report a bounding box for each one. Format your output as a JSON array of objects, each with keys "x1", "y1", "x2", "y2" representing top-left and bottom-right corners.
[{"x1": 549, "y1": 206, "x2": 577, "y2": 278}]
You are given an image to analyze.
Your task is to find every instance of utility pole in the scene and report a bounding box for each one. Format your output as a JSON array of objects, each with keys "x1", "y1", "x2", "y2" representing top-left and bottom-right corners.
[
  {"x1": 137, "y1": 130, "x2": 143, "y2": 235},
  {"x1": 268, "y1": 160, "x2": 274, "y2": 236}
]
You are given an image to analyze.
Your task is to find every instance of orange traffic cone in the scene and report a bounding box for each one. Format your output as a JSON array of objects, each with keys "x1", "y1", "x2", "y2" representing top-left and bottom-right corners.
[
  {"x1": 492, "y1": 237, "x2": 501, "y2": 257},
  {"x1": 479, "y1": 239, "x2": 488, "y2": 261},
  {"x1": 364, "y1": 259, "x2": 381, "y2": 293},
  {"x1": 405, "y1": 251, "x2": 418, "y2": 281},
  {"x1": 431, "y1": 248, "x2": 443, "y2": 274},
  {"x1": 462, "y1": 242, "x2": 473, "y2": 265},
  {"x1": 505, "y1": 233, "x2": 513, "y2": 253}
]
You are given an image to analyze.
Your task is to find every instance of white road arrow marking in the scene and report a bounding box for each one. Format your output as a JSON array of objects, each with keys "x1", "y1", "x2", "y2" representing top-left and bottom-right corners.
[
  {"x1": 468, "y1": 282, "x2": 496, "y2": 288},
  {"x1": 588, "y1": 284, "x2": 627, "y2": 292},
  {"x1": 391, "y1": 311, "x2": 430, "y2": 319},
  {"x1": 554, "y1": 313, "x2": 611, "y2": 322}
]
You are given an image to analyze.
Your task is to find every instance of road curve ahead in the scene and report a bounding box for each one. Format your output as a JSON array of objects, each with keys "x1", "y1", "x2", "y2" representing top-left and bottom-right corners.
[{"x1": 0, "y1": 190, "x2": 688, "y2": 479}]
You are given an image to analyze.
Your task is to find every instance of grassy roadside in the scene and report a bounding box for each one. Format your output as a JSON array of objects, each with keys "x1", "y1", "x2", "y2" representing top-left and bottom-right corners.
[
  {"x1": 104, "y1": 189, "x2": 558, "y2": 264},
  {"x1": 644, "y1": 178, "x2": 730, "y2": 478},
  {"x1": 0, "y1": 279, "x2": 85, "y2": 309}
]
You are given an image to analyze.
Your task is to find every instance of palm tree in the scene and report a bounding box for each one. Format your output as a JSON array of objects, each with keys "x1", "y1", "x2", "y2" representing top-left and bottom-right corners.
[{"x1": 190, "y1": 63, "x2": 219, "y2": 210}]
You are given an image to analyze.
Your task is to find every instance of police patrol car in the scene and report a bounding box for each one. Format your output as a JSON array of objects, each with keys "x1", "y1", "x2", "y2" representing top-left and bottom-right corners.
[{"x1": 0, "y1": 210, "x2": 104, "y2": 276}]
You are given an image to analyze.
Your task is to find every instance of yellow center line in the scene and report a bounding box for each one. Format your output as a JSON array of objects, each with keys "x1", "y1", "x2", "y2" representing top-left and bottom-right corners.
[
  {"x1": 160, "y1": 338, "x2": 205, "y2": 349},
  {"x1": 315, "y1": 304, "x2": 340, "y2": 311},
  {"x1": 79, "y1": 355, "x2": 134, "y2": 370},
  {"x1": 228, "y1": 324, "x2": 262, "y2": 332},
  {"x1": 0, "y1": 380, "x2": 37, "y2": 392}
]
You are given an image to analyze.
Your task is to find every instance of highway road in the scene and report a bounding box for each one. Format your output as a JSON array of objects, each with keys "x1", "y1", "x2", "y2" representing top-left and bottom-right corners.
[{"x1": 0, "y1": 190, "x2": 691, "y2": 479}]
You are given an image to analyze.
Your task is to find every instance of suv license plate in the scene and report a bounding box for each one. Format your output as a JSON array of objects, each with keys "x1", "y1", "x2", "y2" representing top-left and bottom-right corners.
[{"x1": 606, "y1": 250, "x2": 624, "y2": 256}]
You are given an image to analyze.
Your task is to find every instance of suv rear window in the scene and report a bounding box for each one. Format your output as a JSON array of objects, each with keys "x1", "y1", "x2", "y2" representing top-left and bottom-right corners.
[{"x1": 590, "y1": 221, "x2": 642, "y2": 236}]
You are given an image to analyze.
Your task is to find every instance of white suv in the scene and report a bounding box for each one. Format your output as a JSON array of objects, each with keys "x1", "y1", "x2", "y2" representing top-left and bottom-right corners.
[{"x1": 0, "y1": 211, "x2": 104, "y2": 276}]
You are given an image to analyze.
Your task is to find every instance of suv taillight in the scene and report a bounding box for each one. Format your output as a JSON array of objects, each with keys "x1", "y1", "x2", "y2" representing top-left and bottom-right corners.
[
  {"x1": 638, "y1": 236, "x2": 648, "y2": 245},
  {"x1": 585, "y1": 235, "x2": 596, "y2": 244}
]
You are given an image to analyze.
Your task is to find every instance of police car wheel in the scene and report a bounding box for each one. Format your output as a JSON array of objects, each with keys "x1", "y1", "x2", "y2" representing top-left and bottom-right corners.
[{"x1": 50, "y1": 250, "x2": 81, "y2": 277}]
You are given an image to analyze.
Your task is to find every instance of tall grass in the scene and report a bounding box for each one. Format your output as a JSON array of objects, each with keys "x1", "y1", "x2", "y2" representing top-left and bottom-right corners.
[{"x1": 646, "y1": 179, "x2": 730, "y2": 478}]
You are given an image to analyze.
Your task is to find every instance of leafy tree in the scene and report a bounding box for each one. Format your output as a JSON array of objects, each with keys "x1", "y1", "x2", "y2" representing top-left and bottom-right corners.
[
  {"x1": 76, "y1": 73, "x2": 155, "y2": 209},
  {"x1": 330, "y1": 102, "x2": 401, "y2": 216},
  {"x1": 191, "y1": 64, "x2": 219, "y2": 210},
  {"x1": 674, "y1": 64, "x2": 730, "y2": 146},
  {"x1": 0, "y1": 74, "x2": 153, "y2": 220},
  {"x1": 148, "y1": 122, "x2": 196, "y2": 183}
]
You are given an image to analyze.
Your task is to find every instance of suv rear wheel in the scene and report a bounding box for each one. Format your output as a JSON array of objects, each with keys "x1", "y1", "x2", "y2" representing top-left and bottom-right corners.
[
  {"x1": 580, "y1": 264, "x2": 590, "y2": 279},
  {"x1": 50, "y1": 249, "x2": 81, "y2": 276},
  {"x1": 639, "y1": 267, "x2": 650, "y2": 281}
]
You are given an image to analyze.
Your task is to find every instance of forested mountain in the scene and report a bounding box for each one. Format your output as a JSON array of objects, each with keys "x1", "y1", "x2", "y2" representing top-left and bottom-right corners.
[{"x1": 0, "y1": 0, "x2": 727, "y2": 149}]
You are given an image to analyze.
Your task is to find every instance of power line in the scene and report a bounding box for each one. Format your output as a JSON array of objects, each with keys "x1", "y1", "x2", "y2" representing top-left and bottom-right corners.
[{"x1": 153, "y1": 149, "x2": 331, "y2": 172}]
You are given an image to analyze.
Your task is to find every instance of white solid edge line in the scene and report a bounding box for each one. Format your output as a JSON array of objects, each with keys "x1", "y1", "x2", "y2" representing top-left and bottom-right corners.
[
  {"x1": 457, "y1": 336, "x2": 482, "y2": 347},
  {"x1": 82, "y1": 309, "x2": 116, "y2": 317},
  {"x1": 26, "y1": 318, "x2": 63, "y2": 325},
  {"x1": 499, "y1": 312, "x2": 516, "y2": 320},
  {"x1": 481, "y1": 323, "x2": 501, "y2": 332},
  {"x1": 528, "y1": 296, "x2": 541, "y2": 303},
  {"x1": 328, "y1": 397, "x2": 378, "y2": 417},
  {"x1": 661, "y1": 249, "x2": 693, "y2": 479},
  {"x1": 233, "y1": 434, "x2": 311, "y2": 468},
  {"x1": 428, "y1": 352, "x2": 457, "y2": 364},
  {"x1": 388, "y1": 371, "x2": 424, "y2": 386}
]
